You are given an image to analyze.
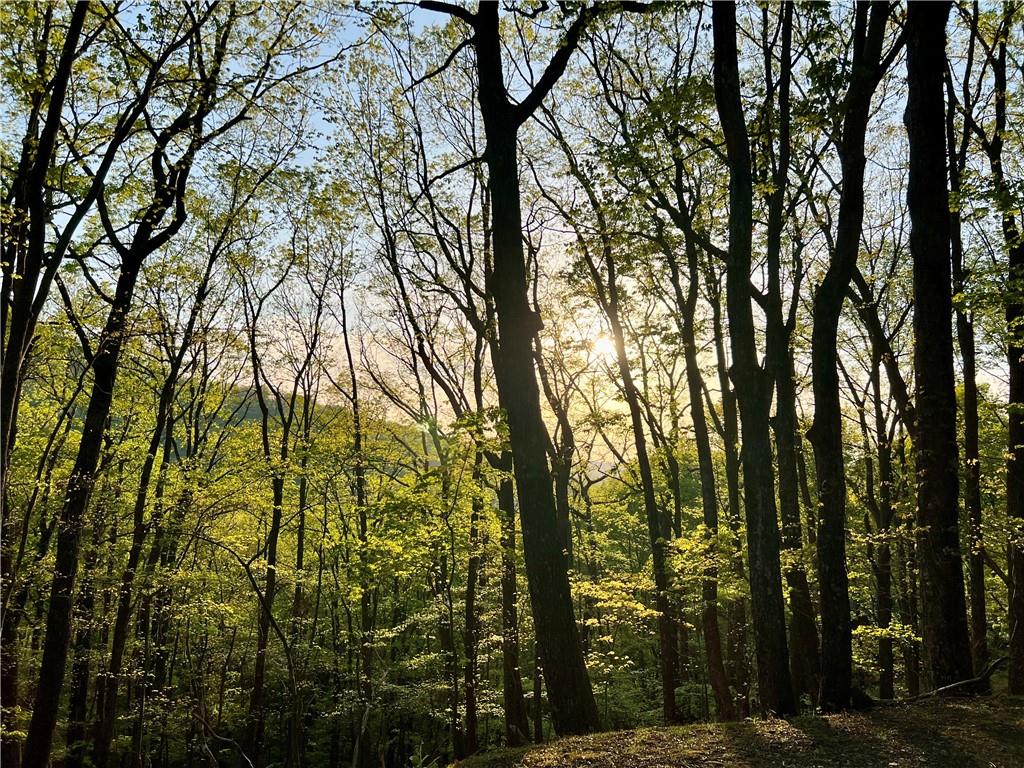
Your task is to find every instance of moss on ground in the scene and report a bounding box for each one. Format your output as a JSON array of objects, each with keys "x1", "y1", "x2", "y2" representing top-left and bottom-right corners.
[{"x1": 458, "y1": 696, "x2": 1024, "y2": 768}]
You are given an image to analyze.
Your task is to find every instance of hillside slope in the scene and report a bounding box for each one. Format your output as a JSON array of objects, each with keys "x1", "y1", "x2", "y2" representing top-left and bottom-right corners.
[{"x1": 461, "y1": 697, "x2": 1024, "y2": 768}]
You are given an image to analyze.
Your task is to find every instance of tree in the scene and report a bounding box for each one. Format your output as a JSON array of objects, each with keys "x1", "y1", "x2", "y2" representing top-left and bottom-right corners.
[
  {"x1": 20, "y1": 5, "x2": 336, "y2": 763},
  {"x1": 711, "y1": 0, "x2": 795, "y2": 716},
  {"x1": 905, "y1": 0, "x2": 974, "y2": 690},
  {"x1": 806, "y1": 0, "x2": 896, "y2": 711},
  {"x1": 958, "y1": 1, "x2": 1024, "y2": 692},
  {"x1": 415, "y1": 1, "x2": 611, "y2": 734}
]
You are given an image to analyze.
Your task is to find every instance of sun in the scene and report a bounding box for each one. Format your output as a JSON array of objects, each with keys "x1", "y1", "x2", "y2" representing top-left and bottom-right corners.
[{"x1": 590, "y1": 334, "x2": 617, "y2": 361}]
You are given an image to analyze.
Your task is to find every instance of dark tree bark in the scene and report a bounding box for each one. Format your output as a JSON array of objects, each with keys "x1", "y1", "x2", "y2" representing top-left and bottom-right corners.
[
  {"x1": 24, "y1": 114, "x2": 202, "y2": 760},
  {"x1": 0, "y1": 2, "x2": 88, "y2": 497},
  {"x1": 960, "y1": 1, "x2": 1024, "y2": 693},
  {"x1": 669, "y1": 238, "x2": 735, "y2": 720},
  {"x1": 93, "y1": 240, "x2": 224, "y2": 767},
  {"x1": 1, "y1": 11, "x2": 88, "y2": 764},
  {"x1": 806, "y1": 0, "x2": 892, "y2": 712},
  {"x1": 23, "y1": 252, "x2": 145, "y2": 768},
  {"x1": 893, "y1": 433, "x2": 922, "y2": 696},
  {"x1": 706, "y1": 264, "x2": 751, "y2": 717},
  {"x1": 759, "y1": 2, "x2": 820, "y2": 706},
  {"x1": 497, "y1": 472, "x2": 531, "y2": 746},
  {"x1": 905, "y1": 0, "x2": 974, "y2": 689},
  {"x1": 711, "y1": 0, "x2": 795, "y2": 716},
  {"x1": 65, "y1": 512, "x2": 106, "y2": 768},
  {"x1": 418, "y1": 0, "x2": 602, "y2": 733},
  {"x1": 945, "y1": 22, "x2": 989, "y2": 683},
  {"x1": 869, "y1": 355, "x2": 896, "y2": 700}
]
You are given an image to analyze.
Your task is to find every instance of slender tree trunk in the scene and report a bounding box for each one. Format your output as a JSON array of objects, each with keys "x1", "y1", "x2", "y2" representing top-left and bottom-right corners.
[
  {"x1": 66, "y1": 520, "x2": 103, "y2": 768},
  {"x1": 246, "y1": 474, "x2": 285, "y2": 767},
  {"x1": 23, "y1": 258, "x2": 143, "y2": 768},
  {"x1": 0, "y1": 1, "x2": 87, "y2": 498},
  {"x1": 905, "y1": 0, "x2": 974, "y2": 689},
  {"x1": 665, "y1": 240, "x2": 734, "y2": 720},
  {"x1": 774, "y1": 357, "x2": 821, "y2": 705},
  {"x1": 1, "y1": 12, "x2": 88, "y2": 758},
  {"x1": 93, "y1": 397, "x2": 176, "y2": 768},
  {"x1": 287, "y1": 454, "x2": 310, "y2": 768},
  {"x1": 576, "y1": 211, "x2": 678, "y2": 723},
  {"x1": 869, "y1": 359, "x2": 895, "y2": 700},
  {"x1": 807, "y1": 1, "x2": 890, "y2": 712},
  {"x1": 758, "y1": 4, "x2": 820, "y2": 706},
  {"x1": 711, "y1": 0, "x2": 795, "y2": 716},
  {"x1": 708, "y1": 269, "x2": 751, "y2": 717},
  {"x1": 947, "y1": 81, "x2": 989, "y2": 684},
  {"x1": 497, "y1": 473, "x2": 530, "y2": 746},
  {"x1": 960, "y1": 3, "x2": 1024, "y2": 694},
  {"x1": 463, "y1": 451, "x2": 483, "y2": 755}
]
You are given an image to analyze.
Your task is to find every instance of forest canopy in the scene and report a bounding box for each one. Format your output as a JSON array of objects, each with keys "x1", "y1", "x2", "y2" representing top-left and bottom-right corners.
[{"x1": 1, "y1": 2, "x2": 1023, "y2": 767}]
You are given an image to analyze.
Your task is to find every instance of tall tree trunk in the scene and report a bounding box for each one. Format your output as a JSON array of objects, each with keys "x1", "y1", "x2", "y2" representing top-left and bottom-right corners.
[
  {"x1": 707, "y1": 266, "x2": 751, "y2": 717},
  {"x1": 93, "y1": 394, "x2": 176, "y2": 768},
  {"x1": 960, "y1": 2, "x2": 1024, "y2": 693},
  {"x1": 869, "y1": 357, "x2": 896, "y2": 700},
  {"x1": 711, "y1": 0, "x2": 795, "y2": 716},
  {"x1": 807, "y1": 1, "x2": 890, "y2": 712},
  {"x1": 470, "y1": 3, "x2": 600, "y2": 734},
  {"x1": 774, "y1": 357, "x2": 821, "y2": 705},
  {"x1": 463, "y1": 451, "x2": 483, "y2": 755},
  {"x1": 23, "y1": 258, "x2": 143, "y2": 768},
  {"x1": 894, "y1": 435, "x2": 921, "y2": 696},
  {"x1": 1, "y1": 15, "x2": 88, "y2": 765},
  {"x1": 66, "y1": 519, "x2": 103, "y2": 768},
  {"x1": 905, "y1": 0, "x2": 974, "y2": 689},
  {"x1": 497, "y1": 473, "x2": 530, "y2": 746},
  {"x1": 761, "y1": 3, "x2": 819, "y2": 706},
  {"x1": 946, "y1": 66, "x2": 989, "y2": 685},
  {"x1": 246, "y1": 474, "x2": 285, "y2": 767},
  {"x1": 665, "y1": 240, "x2": 734, "y2": 720},
  {"x1": 606, "y1": 274, "x2": 679, "y2": 725},
  {"x1": 0, "y1": 1, "x2": 87, "y2": 497}
]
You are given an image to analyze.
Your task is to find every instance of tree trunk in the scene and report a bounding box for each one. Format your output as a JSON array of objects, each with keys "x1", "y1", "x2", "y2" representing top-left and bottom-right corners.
[
  {"x1": 707, "y1": 266, "x2": 751, "y2": 717},
  {"x1": 66, "y1": 521, "x2": 103, "y2": 768},
  {"x1": 960, "y1": 2, "x2": 1024, "y2": 694},
  {"x1": 472, "y1": 4, "x2": 599, "y2": 734},
  {"x1": 807, "y1": 1, "x2": 890, "y2": 712},
  {"x1": 575, "y1": 193, "x2": 679, "y2": 723},
  {"x1": 946, "y1": 69, "x2": 989, "y2": 686},
  {"x1": 463, "y1": 451, "x2": 483, "y2": 755},
  {"x1": 665, "y1": 240, "x2": 734, "y2": 720},
  {"x1": 711, "y1": 0, "x2": 795, "y2": 716},
  {"x1": 497, "y1": 473, "x2": 530, "y2": 746},
  {"x1": 0, "y1": 1, "x2": 87, "y2": 498},
  {"x1": 869, "y1": 358, "x2": 896, "y2": 700},
  {"x1": 23, "y1": 258, "x2": 143, "y2": 768},
  {"x1": 774, "y1": 358, "x2": 821, "y2": 705},
  {"x1": 93, "y1": 394, "x2": 176, "y2": 768},
  {"x1": 246, "y1": 474, "x2": 285, "y2": 767},
  {"x1": 905, "y1": 0, "x2": 974, "y2": 689}
]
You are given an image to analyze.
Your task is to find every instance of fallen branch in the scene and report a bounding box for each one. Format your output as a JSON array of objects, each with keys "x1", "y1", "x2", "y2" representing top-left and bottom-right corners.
[{"x1": 873, "y1": 656, "x2": 1008, "y2": 706}]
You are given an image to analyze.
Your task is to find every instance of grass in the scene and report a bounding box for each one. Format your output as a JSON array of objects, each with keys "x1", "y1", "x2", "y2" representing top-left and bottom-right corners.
[{"x1": 458, "y1": 696, "x2": 1024, "y2": 768}]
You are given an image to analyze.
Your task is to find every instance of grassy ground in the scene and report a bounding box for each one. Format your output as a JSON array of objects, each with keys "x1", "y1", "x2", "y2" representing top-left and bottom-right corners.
[{"x1": 459, "y1": 696, "x2": 1024, "y2": 768}]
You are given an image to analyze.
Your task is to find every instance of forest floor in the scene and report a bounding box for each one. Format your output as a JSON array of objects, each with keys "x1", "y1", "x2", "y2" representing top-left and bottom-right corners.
[{"x1": 459, "y1": 696, "x2": 1024, "y2": 768}]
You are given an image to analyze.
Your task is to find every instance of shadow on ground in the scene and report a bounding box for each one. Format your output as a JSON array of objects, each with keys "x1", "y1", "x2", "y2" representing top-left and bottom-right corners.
[{"x1": 459, "y1": 696, "x2": 1024, "y2": 768}]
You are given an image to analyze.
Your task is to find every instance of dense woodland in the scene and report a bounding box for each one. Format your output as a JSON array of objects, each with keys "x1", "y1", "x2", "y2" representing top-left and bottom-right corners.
[{"x1": 1, "y1": 1, "x2": 1023, "y2": 766}]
